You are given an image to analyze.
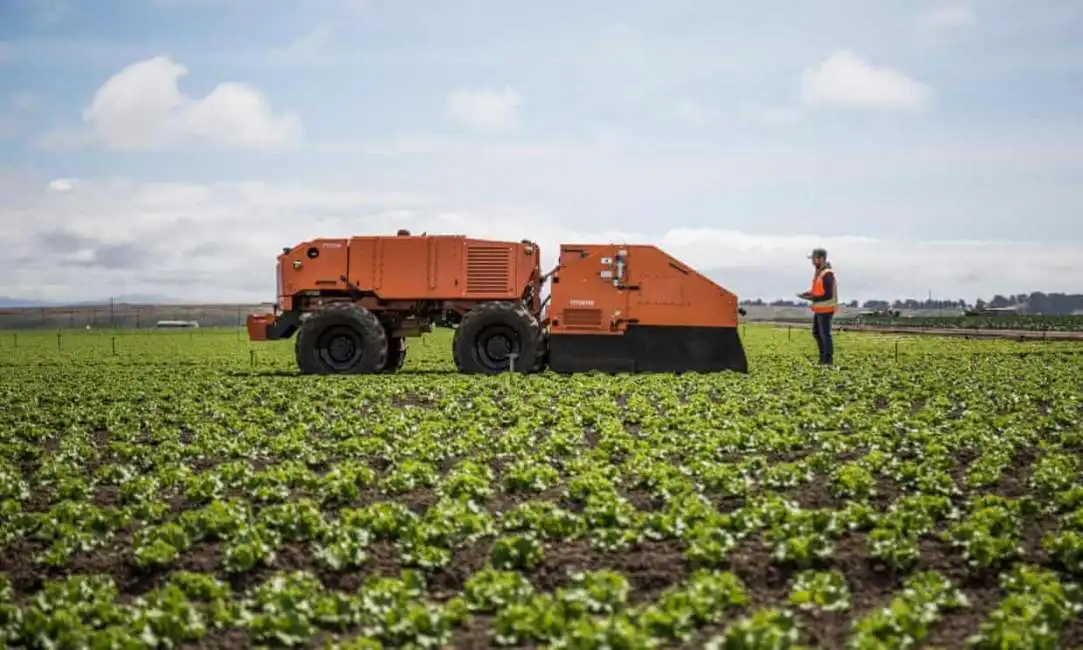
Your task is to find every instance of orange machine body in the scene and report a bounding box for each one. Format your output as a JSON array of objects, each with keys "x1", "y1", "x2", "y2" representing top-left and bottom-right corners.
[
  {"x1": 248, "y1": 233, "x2": 542, "y2": 341},
  {"x1": 543, "y1": 243, "x2": 747, "y2": 373},
  {"x1": 248, "y1": 230, "x2": 748, "y2": 375},
  {"x1": 547, "y1": 243, "x2": 740, "y2": 333}
]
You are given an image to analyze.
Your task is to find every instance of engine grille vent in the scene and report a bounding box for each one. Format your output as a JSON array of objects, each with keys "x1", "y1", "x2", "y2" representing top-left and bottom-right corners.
[
  {"x1": 562, "y1": 308, "x2": 602, "y2": 329},
  {"x1": 466, "y1": 246, "x2": 511, "y2": 293}
]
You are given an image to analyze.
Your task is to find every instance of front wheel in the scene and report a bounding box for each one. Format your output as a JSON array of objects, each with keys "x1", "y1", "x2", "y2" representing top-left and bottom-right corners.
[
  {"x1": 452, "y1": 302, "x2": 546, "y2": 374},
  {"x1": 294, "y1": 302, "x2": 388, "y2": 374},
  {"x1": 382, "y1": 336, "x2": 407, "y2": 372}
]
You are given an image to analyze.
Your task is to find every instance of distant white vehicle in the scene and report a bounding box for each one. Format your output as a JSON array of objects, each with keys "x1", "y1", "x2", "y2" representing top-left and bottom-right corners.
[{"x1": 154, "y1": 320, "x2": 200, "y2": 329}]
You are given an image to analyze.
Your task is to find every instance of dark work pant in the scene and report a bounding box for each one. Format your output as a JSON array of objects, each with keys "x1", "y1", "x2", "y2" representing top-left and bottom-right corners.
[{"x1": 812, "y1": 312, "x2": 834, "y2": 364}]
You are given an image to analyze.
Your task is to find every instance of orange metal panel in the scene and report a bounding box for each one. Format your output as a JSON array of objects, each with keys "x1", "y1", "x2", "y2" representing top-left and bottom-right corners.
[
  {"x1": 433, "y1": 237, "x2": 465, "y2": 295},
  {"x1": 348, "y1": 235, "x2": 473, "y2": 299},
  {"x1": 348, "y1": 237, "x2": 377, "y2": 291},
  {"x1": 280, "y1": 233, "x2": 539, "y2": 304},
  {"x1": 246, "y1": 313, "x2": 274, "y2": 341},
  {"x1": 624, "y1": 247, "x2": 739, "y2": 328},
  {"x1": 549, "y1": 243, "x2": 739, "y2": 334},
  {"x1": 372, "y1": 236, "x2": 431, "y2": 297},
  {"x1": 281, "y1": 239, "x2": 349, "y2": 296},
  {"x1": 548, "y1": 244, "x2": 628, "y2": 335}
]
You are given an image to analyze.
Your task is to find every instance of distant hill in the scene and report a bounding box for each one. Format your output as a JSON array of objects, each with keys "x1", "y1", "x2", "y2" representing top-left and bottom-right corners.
[
  {"x1": 0, "y1": 298, "x2": 58, "y2": 308},
  {"x1": 0, "y1": 299, "x2": 272, "y2": 330},
  {"x1": 0, "y1": 294, "x2": 181, "y2": 309}
]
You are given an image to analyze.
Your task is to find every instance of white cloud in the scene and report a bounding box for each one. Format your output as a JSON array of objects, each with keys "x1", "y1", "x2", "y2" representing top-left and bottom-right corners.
[
  {"x1": 1, "y1": 175, "x2": 1080, "y2": 304},
  {"x1": 316, "y1": 133, "x2": 567, "y2": 156},
  {"x1": 759, "y1": 108, "x2": 801, "y2": 125},
  {"x1": 446, "y1": 87, "x2": 522, "y2": 131},
  {"x1": 923, "y1": 5, "x2": 975, "y2": 29},
  {"x1": 801, "y1": 50, "x2": 933, "y2": 111},
  {"x1": 47, "y1": 178, "x2": 76, "y2": 192},
  {"x1": 73, "y1": 56, "x2": 302, "y2": 150},
  {"x1": 671, "y1": 99, "x2": 724, "y2": 128},
  {"x1": 741, "y1": 103, "x2": 802, "y2": 126}
]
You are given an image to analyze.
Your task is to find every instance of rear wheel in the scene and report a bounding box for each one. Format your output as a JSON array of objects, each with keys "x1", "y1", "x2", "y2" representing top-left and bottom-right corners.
[
  {"x1": 382, "y1": 336, "x2": 407, "y2": 372},
  {"x1": 294, "y1": 302, "x2": 388, "y2": 374},
  {"x1": 452, "y1": 302, "x2": 546, "y2": 374}
]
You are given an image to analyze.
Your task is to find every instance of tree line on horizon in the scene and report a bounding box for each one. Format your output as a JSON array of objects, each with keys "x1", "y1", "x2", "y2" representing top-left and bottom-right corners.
[{"x1": 741, "y1": 291, "x2": 1083, "y2": 315}]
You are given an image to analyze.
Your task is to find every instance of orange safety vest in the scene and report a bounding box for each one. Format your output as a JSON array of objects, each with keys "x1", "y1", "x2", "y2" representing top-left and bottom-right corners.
[{"x1": 810, "y1": 267, "x2": 837, "y2": 313}]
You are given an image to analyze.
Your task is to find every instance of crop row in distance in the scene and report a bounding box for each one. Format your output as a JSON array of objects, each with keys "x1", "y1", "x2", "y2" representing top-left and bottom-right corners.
[
  {"x1": 1, "y1": 326, "x2": 1082, "y2": 648},
  {"x1": 849, "y1": 314, "x2": 1083, "y2": 331}
]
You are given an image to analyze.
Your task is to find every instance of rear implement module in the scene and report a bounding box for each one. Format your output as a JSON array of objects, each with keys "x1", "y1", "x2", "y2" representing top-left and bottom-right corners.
[{"x1": 246, "y1": 231, "x2": 749, "y2": 375}]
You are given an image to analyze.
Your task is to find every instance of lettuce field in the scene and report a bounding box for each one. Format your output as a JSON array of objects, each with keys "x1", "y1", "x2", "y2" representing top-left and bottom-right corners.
[{"x1": 1, "y1": 326, "x2": 1083, "y2": 648}]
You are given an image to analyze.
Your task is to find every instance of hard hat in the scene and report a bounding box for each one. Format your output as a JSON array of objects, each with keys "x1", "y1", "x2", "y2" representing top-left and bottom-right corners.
[{"x1": 809, "y1": 248, "x2": 827, "y2": 259}]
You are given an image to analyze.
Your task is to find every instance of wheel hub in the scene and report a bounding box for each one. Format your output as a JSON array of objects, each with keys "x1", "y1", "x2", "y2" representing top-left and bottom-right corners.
[
  {"x1": 318, "y1": 325, "x2": 364, "y2": 370},
  {"x1": 328, "y1": 335, "x2": 356, "y2": 363},
  {"x1": 475, "y1": 325, "x2": 520, "y2": 370},
  {"x1": 485, "y1": 335, "x2": 511, "y2": 359}
]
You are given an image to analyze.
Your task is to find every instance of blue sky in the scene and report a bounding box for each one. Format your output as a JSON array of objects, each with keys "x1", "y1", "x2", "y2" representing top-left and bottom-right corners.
[{"x1": 1, "y1": 0, "x2": 1082, "y2": 303}]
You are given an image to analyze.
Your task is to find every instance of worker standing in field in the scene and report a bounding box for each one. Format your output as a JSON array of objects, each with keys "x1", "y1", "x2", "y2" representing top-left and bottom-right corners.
[{"x1": 798, "y1": 248, "x2": 837, "y2": 365}]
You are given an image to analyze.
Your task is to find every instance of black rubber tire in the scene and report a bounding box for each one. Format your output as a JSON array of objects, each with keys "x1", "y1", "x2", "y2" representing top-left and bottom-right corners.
[
  {"x1": 294, "y1": 302, "x2": 388, "y2": 374},
  {"x1": 452, "y1": 302, "x2": 546, "y2": 374},
  {"x1": 382, "y1": 337, "x2": 407, "y2": 372}
]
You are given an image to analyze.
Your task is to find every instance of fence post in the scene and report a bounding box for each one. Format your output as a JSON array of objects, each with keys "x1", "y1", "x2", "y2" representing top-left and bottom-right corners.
[
  {"x1": 250, "y1": 350, "x2": 255, "y2": 367},
  {"x1": 506, "y1": 353, "x2": 518, "y2": 388},
  {"x1": 57, "y1": 329, "x2": 62, "y2": 351},
  {"x1": 894, "y1": 340, "x2": 899, "y2": 362},
  {"x1": 112, "y1": 337, "x2": 117, "y2": 356}
]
